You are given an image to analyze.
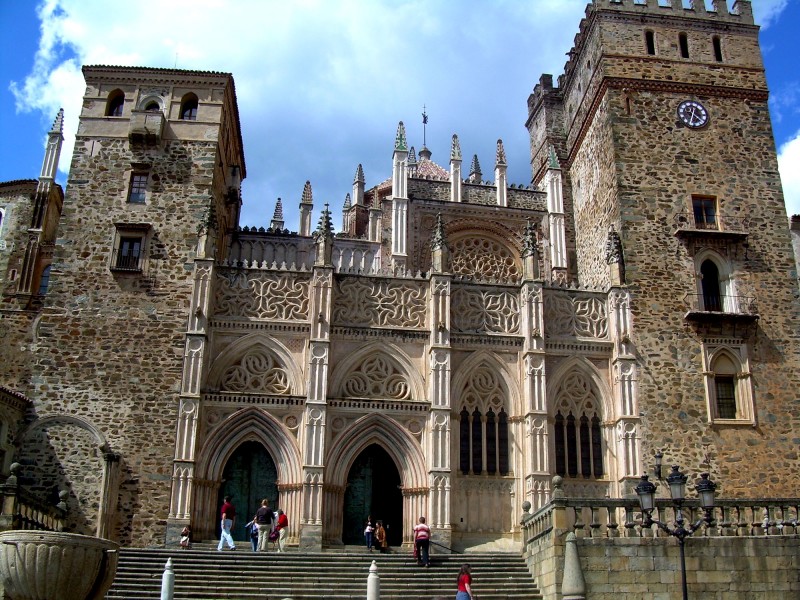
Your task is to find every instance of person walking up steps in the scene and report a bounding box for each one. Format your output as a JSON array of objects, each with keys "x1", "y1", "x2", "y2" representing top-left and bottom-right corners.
[
  {"x1": 254, "y1": 498, "x2": 275, "y2": 552},
  {"x1": 413, "y1": 516, "x2": 431, "y2": 567},
  {"x1": 455, "y1": 563, "x2": 474, "y2": 600},
  {"x1": 275, "y1": 508, "x2": 289, "y2": 552},
  {"x1": 217, "y1": 495, "x2": 237, "y2": 551}
]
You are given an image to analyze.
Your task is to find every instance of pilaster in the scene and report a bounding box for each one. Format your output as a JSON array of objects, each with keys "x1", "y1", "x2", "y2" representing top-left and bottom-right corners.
[
  {"x1": 450, "y1": 135, "x2": 462, "y2": 203},
  {"x1": 495, "y1": 139, "x2": 507, "y2": 207},
  {"x1": 609, "y1": 287, "x2": 640, "y2": 487},
  {"x1": 545, "y1": 148, "x2": 567, "y2": 280},
  {"x1": 391, "y1": 122, "x2": 409, "y2": 269},
  {"x1": 300, "y1": 266, "x2": 333, "y2": 549}
]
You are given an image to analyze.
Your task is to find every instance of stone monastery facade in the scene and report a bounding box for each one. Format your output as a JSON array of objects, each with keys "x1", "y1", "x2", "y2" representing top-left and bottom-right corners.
[{"x1": 1, "y1": 0, "x2": 798, "y2": 550}]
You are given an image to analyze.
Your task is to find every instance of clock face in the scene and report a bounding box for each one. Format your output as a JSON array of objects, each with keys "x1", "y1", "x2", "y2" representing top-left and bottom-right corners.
[{"x1": 677, "y1": 100, "x2": 709, "y2": 128}]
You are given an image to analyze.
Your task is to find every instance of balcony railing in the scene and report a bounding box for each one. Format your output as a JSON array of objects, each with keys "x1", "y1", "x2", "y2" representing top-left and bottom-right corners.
[
  {"x1": 674, "y1": 212, "x2": 749, "y2": 235},
  {"x1": 683, "y1": 293, "x2": 758, "y2": 316}
]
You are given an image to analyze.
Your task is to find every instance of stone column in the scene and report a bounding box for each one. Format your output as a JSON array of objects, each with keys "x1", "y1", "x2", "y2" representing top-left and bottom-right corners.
[{"x1": 495, "y1": 139, "x2": 508, "y2": 207}]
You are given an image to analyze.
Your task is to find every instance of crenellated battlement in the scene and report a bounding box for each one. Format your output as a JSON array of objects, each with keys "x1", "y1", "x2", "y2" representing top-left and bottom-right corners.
[{"x1": 594, "y1": 0, "x2": 753, "y2": 24}]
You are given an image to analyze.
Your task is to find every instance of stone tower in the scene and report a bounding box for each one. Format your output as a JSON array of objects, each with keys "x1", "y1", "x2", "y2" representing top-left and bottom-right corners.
[
  {"x1": 8, "y1": 67, "x2": 244, "y2": 544},
  {"x1": 528, "y1": 0, "x2": 800, "y2": 494}
]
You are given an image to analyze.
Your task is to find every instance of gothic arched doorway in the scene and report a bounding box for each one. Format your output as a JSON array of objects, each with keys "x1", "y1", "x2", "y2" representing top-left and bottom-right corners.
[
  {"x1": 217, "y1": 441, "x2": 278, "y2": 542},
  {"x1": 343, "y1": 444, "x2": 403, "y2": 546}
]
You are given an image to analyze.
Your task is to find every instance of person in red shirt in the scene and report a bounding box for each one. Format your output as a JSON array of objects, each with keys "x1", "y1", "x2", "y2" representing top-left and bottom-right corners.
[
  {"x1": 217, "y1": 495, "x2": 237, "y2": 551},
  {"x1": 275, "y1": 508, "x2": 289, "y2": 552},
  {"x1": 413, "y1": 516, "x2": 431, "y2": 567},
  {"x1": 456, "y1": 563, "x2": 473, "y2": 600}
]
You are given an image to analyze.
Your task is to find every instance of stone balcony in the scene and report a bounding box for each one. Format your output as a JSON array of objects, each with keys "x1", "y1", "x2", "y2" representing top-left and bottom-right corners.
[{"x1": 128, "y1": 110, "x2": 165, "y2": 145}]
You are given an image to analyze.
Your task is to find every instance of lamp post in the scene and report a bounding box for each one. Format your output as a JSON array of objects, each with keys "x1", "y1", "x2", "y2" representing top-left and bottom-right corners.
[{"x1": 635, "y1": 466, "x2": 717, "y2": 600}]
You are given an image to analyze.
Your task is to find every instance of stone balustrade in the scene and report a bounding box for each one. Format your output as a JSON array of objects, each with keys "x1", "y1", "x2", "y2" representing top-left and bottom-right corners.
[
  {"x1": 522, "y1": 493, "x2": 800, "y2": 546},
  {"x1": 0, "y1": 463, "x2": 66, "y2": 532}
]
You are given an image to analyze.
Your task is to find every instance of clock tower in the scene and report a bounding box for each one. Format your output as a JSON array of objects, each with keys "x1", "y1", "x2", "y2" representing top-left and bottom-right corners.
[{"x1": 527, "y1": 0, "x2": 800, "y2": 496}]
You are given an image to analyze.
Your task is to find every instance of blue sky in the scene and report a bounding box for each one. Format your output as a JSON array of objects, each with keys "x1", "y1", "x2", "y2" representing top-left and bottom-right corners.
[{"x1": 1, "y1": 0, "x2": 798, "y2": 230}]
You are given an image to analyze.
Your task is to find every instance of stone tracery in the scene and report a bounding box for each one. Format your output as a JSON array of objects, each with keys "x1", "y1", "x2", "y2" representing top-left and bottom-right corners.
[
  {"x1": 215, "y1": 271, "x2": 310, "y2": 320},
  {"x1": 451, "y1": 286, "x2": 520, "y2": 334},
  {"x1": 332, "y1": 277, "x2": 427, "y2": 328},
  {"x1": 450, "y1": 236, "x2": 521, "y2": 282},
  {"x1": 340, "y1": 354, "x2": 411, "y2": 400},
  {"x1": 220, "y1": 347, "x2": 291, "y2": 394}
]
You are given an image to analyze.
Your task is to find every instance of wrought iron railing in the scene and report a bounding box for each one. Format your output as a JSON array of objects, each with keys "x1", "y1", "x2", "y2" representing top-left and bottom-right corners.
[
  {"x1": 673, "y1": 212, "x2": 749, "y2": 233},
  {"x1": 683, "y1": 293, "x2": 758, "y2": 315}
]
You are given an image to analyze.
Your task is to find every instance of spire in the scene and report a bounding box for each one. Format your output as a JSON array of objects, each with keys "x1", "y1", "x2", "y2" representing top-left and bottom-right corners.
[
  {"x1": 468, "y1": 154, "x2": 482, "y2": 183},
  {"x1": 430, "y1": 212, "x2": 451, "y2": 273},
  {"x1": 301, "y1": 180, "x2": 313, "y2": 205},
  {"x1": 354, "y1": 164, "x2": 365, "y2": 185},
  {"x1": 394, "y1": 121, "x2": 408, "y2": 152},
  {"x1": 451, "y1": 134, "x2": 462, "y2": 161},
  {"x1": 548, "y1": 145, "x2": 560, "y2": 169},
  {"x1": 270, "y1": 198, "x2": 285, "y2": 230},
  {"x1": 343, "y1": 193, "x2": 352, "y2": 210},
  {"x1": 50, "y1": 108, "x2": 64, "y2": 135},
  {"x1": 495, "y1": 139, "x2": 507, "y2": 167},
  {"x1": 408, "y1": 147, "x2": 418, "y2": 165},
  {"x1": 605, "y1": 225, "x2": 623, "y2": 265},
  {"x1": 39, "y1": 108, "x2": 65, "y2": 184},
  {"x1": 431, "y1": 212, "x2": 448, "y2": 252},
  {"x1": 315, "y1": 203, "x2": 334, "y2": 238},
  {"x1": 299, "y1": 181, "x2": 314, "y2": 236}
]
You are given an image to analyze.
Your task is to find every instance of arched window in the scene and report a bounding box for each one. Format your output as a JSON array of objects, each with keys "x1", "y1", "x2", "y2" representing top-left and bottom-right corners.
[
  {"x1": 553, "y1": 370, "x2": 605, "y2": 480},
  {"x1": 700, "y1": 259, "x2": 722, "y2": 312},
  {"x1": 180, "y1": 93, "x2": 198, "y2": 121},
  {"x1": 144, "y1": 101, "x2": 160, "y2": 112},
  {"x1": 106, "y1": 90, "x2": 125, "y2": 117},
  {"x1": 457, "y1": 365, "x2": 510, "y2": 476},
  {"x1": 703, "y1": 345, "x2": 755, "y2": 424}
]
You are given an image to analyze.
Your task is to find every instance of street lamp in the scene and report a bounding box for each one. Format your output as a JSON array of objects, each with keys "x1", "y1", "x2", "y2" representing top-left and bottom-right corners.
[{"x1": 635, "y1": 466, "x2": 717, "y2": 600}]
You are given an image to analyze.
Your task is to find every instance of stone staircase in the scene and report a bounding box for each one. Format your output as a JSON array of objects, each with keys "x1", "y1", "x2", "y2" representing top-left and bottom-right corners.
[{"x1": 105, "y1": 547, "x2": 543, "y2": 599}]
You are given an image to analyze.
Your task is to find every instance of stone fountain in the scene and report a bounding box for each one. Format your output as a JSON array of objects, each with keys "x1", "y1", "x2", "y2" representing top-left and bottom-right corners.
[{"x1": 0, "y1": 530, "x2": 118, "y2": 600}]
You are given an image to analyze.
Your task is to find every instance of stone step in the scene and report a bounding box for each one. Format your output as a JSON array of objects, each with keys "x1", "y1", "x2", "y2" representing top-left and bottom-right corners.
[{"x1": 106, "y1": 549, "x2": 543, "y2": 600}]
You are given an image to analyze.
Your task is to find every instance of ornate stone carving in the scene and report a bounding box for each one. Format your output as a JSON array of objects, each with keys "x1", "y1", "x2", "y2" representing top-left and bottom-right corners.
[
  {"x1": 333, "y1": 277, "x2": 427, "y2": 328},
  {"x1": 451, "y1": 237, "x2": 521, "y2": 282},
  {"x1": 555, "y1": 371, "x2": 601, "y2": 416},
  {"x1": 220, "y1": 347, "x2": 290, "y2": 394},
  {"x1": 215, "y1": 272, "x2": 310, "y2": 320},
  {"x1": 451, "y1": 286, "x2": 520, "y2": 334},
  {"x1": 460, "y1": 366, "x2": 505, "y2": 411},
  {"x1": 341, "y1": 355, "x2": 411, "y2": 400},
  {"x1": 544, "y1": 291, "x2": 608, "y2": 338}
]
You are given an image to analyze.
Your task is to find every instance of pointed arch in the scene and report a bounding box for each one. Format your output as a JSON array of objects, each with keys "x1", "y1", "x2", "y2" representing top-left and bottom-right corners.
[
  {"x1": 195, "y1": 407, "x2": 302, "y2": 485},
  {"x1": 451, "y1": 350, "x2": 522, "y2": 415},
  {"x1": 328, "y1": 342, "x2": 425, "y2": 401},
  {"x1": 694, "y1": 248, "x2": 735, "y2": 312},
  {"x1": 546, "y1": 356, "x2": 613, "y2": 420},
  {"x1": 326, "y1": 413, "x2": 427, "y2": 490},
  {"x1": 206, "y1": 333, "x2": 304, "y2": 395}
]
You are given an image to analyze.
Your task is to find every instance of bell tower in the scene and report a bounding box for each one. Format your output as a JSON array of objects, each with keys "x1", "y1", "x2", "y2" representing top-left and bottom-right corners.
[{"x1": 528, "y1": 0, "x2": 800, "y2": 496}]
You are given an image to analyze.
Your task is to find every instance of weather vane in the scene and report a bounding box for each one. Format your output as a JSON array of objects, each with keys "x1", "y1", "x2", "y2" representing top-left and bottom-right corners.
[{"x1": 422, "y1": 105, "x2": 428, "y2": 148}]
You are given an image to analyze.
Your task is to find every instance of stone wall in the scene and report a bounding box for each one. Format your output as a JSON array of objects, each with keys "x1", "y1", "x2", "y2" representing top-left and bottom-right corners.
[{"x1": 575, "y1": 536, "x2": 800, "y2": 599}]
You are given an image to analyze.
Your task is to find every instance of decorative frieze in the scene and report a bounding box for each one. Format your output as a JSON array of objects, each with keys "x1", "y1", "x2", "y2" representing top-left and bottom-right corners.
[
  {"x1": 332, "y1": 276, "x2": 427, "y2": 328},
  {"x1": 215, "y1": 271, "x2": 310, "y2": 321},
  {"x1": 451, "y1": 286, "x2": 520, "y2": 334}
]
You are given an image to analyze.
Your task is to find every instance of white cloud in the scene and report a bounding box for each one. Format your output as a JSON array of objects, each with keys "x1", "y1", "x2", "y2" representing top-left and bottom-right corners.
[
  {"x1": 751, "y1": 0, "x2": 789, "y2": 29},
  {"x1": 778, "y1": 130, "x2": 800, "y2": 218},
  {"x1": 10, "y1": 0, "x2": 587, "y2": 228}
]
